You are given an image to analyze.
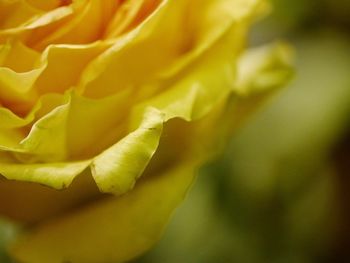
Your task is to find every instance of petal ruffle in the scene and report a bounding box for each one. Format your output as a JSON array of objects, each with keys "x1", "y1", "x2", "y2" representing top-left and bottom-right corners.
[{"x1": 0, "y1": 25, "x2": 293, "y2": 197}]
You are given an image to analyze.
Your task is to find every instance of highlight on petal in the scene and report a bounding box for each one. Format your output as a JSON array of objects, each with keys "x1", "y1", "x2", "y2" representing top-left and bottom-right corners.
[{"x1": 91, "y1": 107, "x2": 164, "y2": 195}]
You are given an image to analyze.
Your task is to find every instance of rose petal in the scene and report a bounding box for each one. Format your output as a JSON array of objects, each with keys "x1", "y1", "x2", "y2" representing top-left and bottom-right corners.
[
  {"x1": 235, "y1": 42, "x2": 294, "y2": 96},
  {"x1": 0, "y1": 160, "x2": 90, "y2": 189},
  {"x1": 0, "y1": 4, "x2": 74, "y2": 44},
  {"x1": 0, "y1": 0, "x2": 43, "y2": 30},
  {"x1": 0, "y1": 167, "x2": 101, "y2": 222},
  {"x1": 91, "y1": 107, "x2": 164, "y2": 194},
  {"x1": 32, "y1": 0, "x2": 109, "y2": 50},
  {"x1": 10, "y1": 160, "x2": 198, "y2": 263}
]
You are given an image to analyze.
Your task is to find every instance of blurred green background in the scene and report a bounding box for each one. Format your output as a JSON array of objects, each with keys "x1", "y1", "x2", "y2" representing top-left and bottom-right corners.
[{"x1": 2, "y1": 0, "x2": 350, "y2": 262}]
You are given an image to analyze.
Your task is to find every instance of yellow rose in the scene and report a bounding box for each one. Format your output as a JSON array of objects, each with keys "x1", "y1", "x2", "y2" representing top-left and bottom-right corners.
[{"x1": 0, "y1": 0, "x2": 292, "y2": 262}]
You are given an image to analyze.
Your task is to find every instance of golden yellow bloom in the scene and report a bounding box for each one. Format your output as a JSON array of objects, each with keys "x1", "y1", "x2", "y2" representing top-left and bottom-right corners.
[{"x1": 0, "y1": 0, "x2": 292, "y2": 262}]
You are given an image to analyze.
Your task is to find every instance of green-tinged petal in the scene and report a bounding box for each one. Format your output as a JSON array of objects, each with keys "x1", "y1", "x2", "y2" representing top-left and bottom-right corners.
[
  {"x1": 91, "y1": 107, "x2": 164, "y2": 195},
  {"x1": 0, "y1": 160, "x2": 90, "y2": 189},
  {"x1": 225, "y1": 42, "x2": 294, "y2": 131},
  {"x1": 234, "y1": 42, "x2": 294, "y2": 96},
  {"x1": 10, "y1": 161, "x2": 198, "y2": 263}
]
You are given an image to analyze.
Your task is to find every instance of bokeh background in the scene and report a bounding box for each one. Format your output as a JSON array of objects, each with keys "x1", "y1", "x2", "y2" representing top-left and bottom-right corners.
[{"x1": 1, "y1": 0, "x2": 350, "y2": 262}]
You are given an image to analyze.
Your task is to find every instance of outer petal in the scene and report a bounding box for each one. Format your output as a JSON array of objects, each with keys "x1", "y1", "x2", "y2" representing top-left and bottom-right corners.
[
  {"x1": 0, "y1": 160, "x2": 90, "y2": 189},
  {"x1": 91, "y1": 107, "x2": 164, "y2": 195},
  {"x1": 10, "y1": 161, "x2": 198, "y2": 263},
  {"x1": 234, "y1": 41, "x2": 294, "y2": 96},
  {"x1": 0, "y1": 168, "x2": 101, "y2": 223},
  {"x1": 226, "y1": 42, "x2": 294, "y2": 132}
]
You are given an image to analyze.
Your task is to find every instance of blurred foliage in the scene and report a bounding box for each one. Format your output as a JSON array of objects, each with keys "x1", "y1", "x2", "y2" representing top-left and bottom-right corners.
[
  {"x1": 267, "y1": 0, "x2": 350, "y2": 32},
  {"x1": 0, "y1": 218, "x2": 17, "y2": 263}
]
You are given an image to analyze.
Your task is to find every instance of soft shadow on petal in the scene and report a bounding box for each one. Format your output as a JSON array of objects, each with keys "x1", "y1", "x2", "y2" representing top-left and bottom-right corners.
[
  {"x1": 10, "y1": 161, "x2": 198, "y2": 263},
  {"x1": 0, "y1": 168, "x2": 102, "y2": 223}
]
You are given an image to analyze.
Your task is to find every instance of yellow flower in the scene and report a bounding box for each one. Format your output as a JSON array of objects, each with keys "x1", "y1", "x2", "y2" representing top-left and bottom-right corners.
[{"x1": 0, "y1": 0, "x2": 292, "y2": 262}]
